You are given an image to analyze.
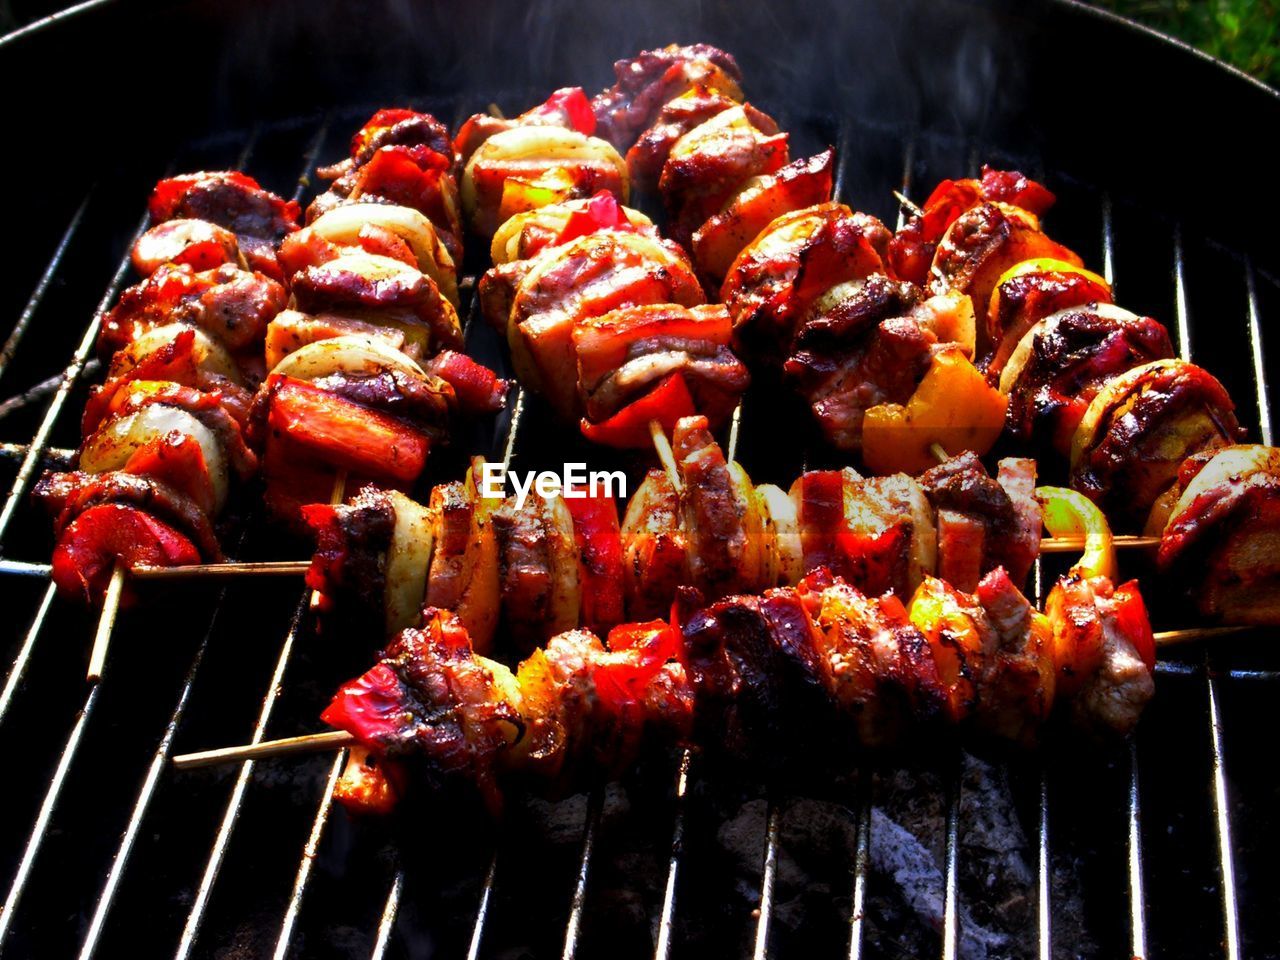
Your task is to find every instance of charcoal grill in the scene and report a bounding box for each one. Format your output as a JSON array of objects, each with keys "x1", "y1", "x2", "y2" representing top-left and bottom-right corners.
[{"x1": 1, "y1": 0, "x2": 1278, "y2": 956}]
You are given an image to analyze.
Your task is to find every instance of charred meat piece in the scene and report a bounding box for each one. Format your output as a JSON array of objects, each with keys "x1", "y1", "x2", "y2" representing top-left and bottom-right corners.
[
  {"x1": 507, "y1": 231, "x2": 704, "y2": 417},
  {"x1": 592, "y1": 43, "x2": 743, "y2": 149},
  {"x1": 1158, "y1": 445, "x2": 1280, "y2": 625},
  {"x1": 673, "y1": 415, "x2": 765, "y2": 598},
  {"x1": 101, "y1": 262, "x2": 287, "y2": 359},
  {"x1": 782, "y1": 274, "x2": 926, "y2": 450},
  {"x1": 303, "y1": 486, "x2": 398, "y2": 625},
  {"x1": 131, "y1": 219, "x2": 241, "y2": 276},
  {"x1": 148, "y1": 171, "x2": 300, "y2": 280},
  {"x1": 626, "y1": 86, "x2": 742, "y2": 192},
  {"x1": 680, "y1": 587, "x2": 834, "y2": 769},
  {"x1": 573, "y1": 303, "x2": 749, "y2": 426},
  {"x1": 799, "y1": 571, "x2": 946, "y2": 750},
  {"x1": 493, "y1": 491, "x2": 582, "y2": 650},
  {"x1": 972, "y1": 567, "x2": 1055, "y2": 746},
  {"x1": 888, "y1": 167, "x2": 1056, "y2": 286},
  {"x1": 322, "y1": 608, "x2": 523, "y2": 814},
  {"x1": 659, "y1": 103, "x2": 788, "y2": 245},
  {"x1": 1045, "y1": 573, "x2": 1154, "y2": 737},
  {"x1": 1000, "y1": 304, "x2": 1175, "y2": 455},
  {"x1": 928, "y1": 201, "x2": 1080, "y2": 356},
  {"x1": 1070, "y1": 358, "x2": 1242, "y2": 526},
  {"x1": 692, "y1": 149, "x2": 835, "y2": 284},
  {"x1": 918, "y1": 451, "x2": 1041, "y2": 591},
  {"x1": 723, "y1": 203, "x2": 891, "y2": 365}
]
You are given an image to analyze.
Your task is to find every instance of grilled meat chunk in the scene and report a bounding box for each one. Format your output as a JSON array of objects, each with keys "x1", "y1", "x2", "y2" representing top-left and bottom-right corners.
[
  {"x1": 592, "y1": 43, "x2": 743, "y2": 149},
  {"x1": 999, "y1": 304, "x2": 1175, "y2": 455},
  {"x1": 1070, "y1": 359, "x2": 1242, "y2": 525},
  {"x1": 1157, "y1": 445, "x2": 1280, "y2": 625}
]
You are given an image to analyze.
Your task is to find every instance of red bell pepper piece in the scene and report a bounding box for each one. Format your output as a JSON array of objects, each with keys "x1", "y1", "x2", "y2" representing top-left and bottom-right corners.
[
  {"x1": 579, "y1": 373, "x2": 697, "y2": 448},
  {"x1": 798, "y1": 470, "x2": 844, "y2": 574},
  {"x1": 1112, "y1": 580, "x2": 1155, "y2": 671},
  {"x1": 427, "y1": 350, "x2": 509, "y2": 414},
  {"x1": 51, "y1": 503, "x2": 201, "y2": 606},
  {"x1": 978, "y1": 166, "x2": 1056, "y2": 216},
  {"x1": 556, "y1": 190, "x2": 637, "y2": 247},
  {"x1": 122, "y1": 432, "x2": 218, "y2": 517},
  {"x1": 266, "y1": 375, "x2": 430, "y2": 486},
  {"x1": 531, "y1": 87, "x2": 597, "y2": 135},
  {"x1": 321, "y1": 663, "x2": 409, "y2": 745},
  {"x1": 565, "y1": 490, "x2": 625, "y2": 634}
]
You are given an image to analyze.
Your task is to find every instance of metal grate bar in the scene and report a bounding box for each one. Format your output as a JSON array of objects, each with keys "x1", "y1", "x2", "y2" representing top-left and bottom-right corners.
[
  {"x1": 1172, "y1": 227, "x2": 1192, "y2": 362},
  {"x1": 0, "y1": 441, "x2": 76, "y2": 464},
  {"x1": 272, "y1": 749, "x2": 349, "y2": 960},
  {"x1": 1169, "y1": 228, "x2": 1249, "y2": 960},
  {"x1": 561, "y1": 788, "x2": 604, "y2": 960},
  {"x1": 369, "y1": 870, "x2": 404, "y2": 960},
  {"x1": 1104, "y1": 197, "x2": 1149, "y2": 960},
  {"x1": 175, "y1": 597, "x2": 310, "y2": 960},
  {"x1": 1031, "y1": 554, "x2": 1052, "y2": 960},
  {"x1": 0, "y1": 192, "x2": 91, "y2": 385},
  {"x1": 846, "y1": 769, "x2": 872, "y2": 960},
  {"x1": 1126, "y1": 741, "x2": 1148, "y2": 959},
  {"x1": 1036, "y1": 768, "x2": 1052, "y2": 960},
  {"x1": 76, "y1": 529, "x2": 251, "y2": 959},
  {"x1": 1245, "y1": 261, "x2": 1273, "y2": 446},
  {"x1": 0, "y1": 359, "x2": 101, "y2": 422},
  {"x1": 0, "y1": 582, "x2": 56, "y2": 728},
  {"x1": 751, "y1": 802, "x2": 782, "y2": 960},
  {"x1": 0, "y1": 199, "x2": 153, "y2": 548},
  {"x1": 0, "y1": 684, "x2": 101, "y2": 948},
  {"x1": 652, "y1": 749, "x2": 691, "y2": 960},
  {"x1": 1206, "y1": 673, "x2": 1242, "y2": 959},
  {"x1": 465, "y1": 852, "x2": 498, "y2": 960},
  {"x1": 940, "y1": 755, "x2": 961, "y2": 960}
]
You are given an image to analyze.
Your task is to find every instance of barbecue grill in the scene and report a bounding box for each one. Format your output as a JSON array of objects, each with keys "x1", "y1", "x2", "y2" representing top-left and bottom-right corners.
[{"x1": 1, "y1": 0, "x2": 1278, "y2": 956}]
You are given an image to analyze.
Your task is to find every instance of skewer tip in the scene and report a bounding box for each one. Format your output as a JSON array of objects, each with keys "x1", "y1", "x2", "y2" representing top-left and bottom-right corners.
[{"x1": 87, "y1": 561, "x2": 127, "y2": 683}]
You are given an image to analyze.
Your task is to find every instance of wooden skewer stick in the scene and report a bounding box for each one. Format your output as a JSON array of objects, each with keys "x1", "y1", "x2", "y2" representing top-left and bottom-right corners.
[
  {"x1": 1154, "y1": 625, "x2": 1251, "y2": 647},
  {"x1": 132, "y1": 560, "x2": 311, "y2": 578},
  {"x1": 929, "y1": 442, "x2": 951, "y2": 465},
  {"x1": 1042, "y1": 534, "x2": 1160, "y2": 552},
  {"x1": 86, "y1": 562, "x2": 127, "y2": 684},
  {"x1": 894, "y1": 189, "x2": 924, "y2": 218},
  {"x1": 120, "y1": 535, "x2": 1160, "y2": 584},
  {"x1": 170, "y1": 621, "x2": 1258, "y2": 770},
  {"x1": 650, "y1": 419, "x2": 683, "y2": 495},
  {"x1": 173, "y1": 729, "x2": 355, "y2": 771}
]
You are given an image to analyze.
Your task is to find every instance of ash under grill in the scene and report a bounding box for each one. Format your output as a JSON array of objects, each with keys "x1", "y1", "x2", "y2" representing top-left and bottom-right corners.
[{"x1": 0, "y1": 85, "x2": 1278, "y2": 960}]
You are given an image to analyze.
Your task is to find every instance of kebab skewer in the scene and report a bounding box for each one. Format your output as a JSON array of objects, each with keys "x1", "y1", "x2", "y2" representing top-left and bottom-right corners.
[{"x1": 175, "y1": 512, "x2": 1158, "y2": 817}]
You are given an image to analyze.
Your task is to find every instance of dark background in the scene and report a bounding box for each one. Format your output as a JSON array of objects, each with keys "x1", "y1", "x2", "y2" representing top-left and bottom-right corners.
[{"x1": 4, "y1": 0, "x2": 1277, "y2": 84}]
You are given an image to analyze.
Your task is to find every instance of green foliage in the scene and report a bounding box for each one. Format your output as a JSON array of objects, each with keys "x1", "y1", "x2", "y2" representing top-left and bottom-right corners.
[{"x1": 1097, "y1": 0, "x2": 1280, "y2": 85}]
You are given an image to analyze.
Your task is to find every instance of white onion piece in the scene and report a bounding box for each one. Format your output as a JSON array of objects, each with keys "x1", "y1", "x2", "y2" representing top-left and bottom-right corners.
[
  {"x1": 112, "y1": 323, "x2": 242, "y2": 385},
  {"x1": 269, "y1": 333, "x2": 423, "y2": 381},
  {"x1": 308, "y1": 203, "x2": 459, "y2": 306},
  {"x1": 384, "y1": 491, "x2": 435, "y2": 635},
  {"x1": 463, "y1": 126, "x2": 630, "y2": 216},
  {"x1": 80, "y1": 404, "x2": 229, "y2": 511},
  {"x1": 756, "y1": 483, "x2": 802, "y2": 586}
]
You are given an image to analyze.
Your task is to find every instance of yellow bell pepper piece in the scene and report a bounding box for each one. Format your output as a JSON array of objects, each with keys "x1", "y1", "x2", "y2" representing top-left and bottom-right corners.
[
  {"x1": 498, "y1": 167, "x2": 577, "y2": 224},
  {"x1": 1035, "y1": 484, "x2": 1116, "y2": 581},
  {"x1": 861, "y1": 348, "x2": 1008, "y2": 475}
]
